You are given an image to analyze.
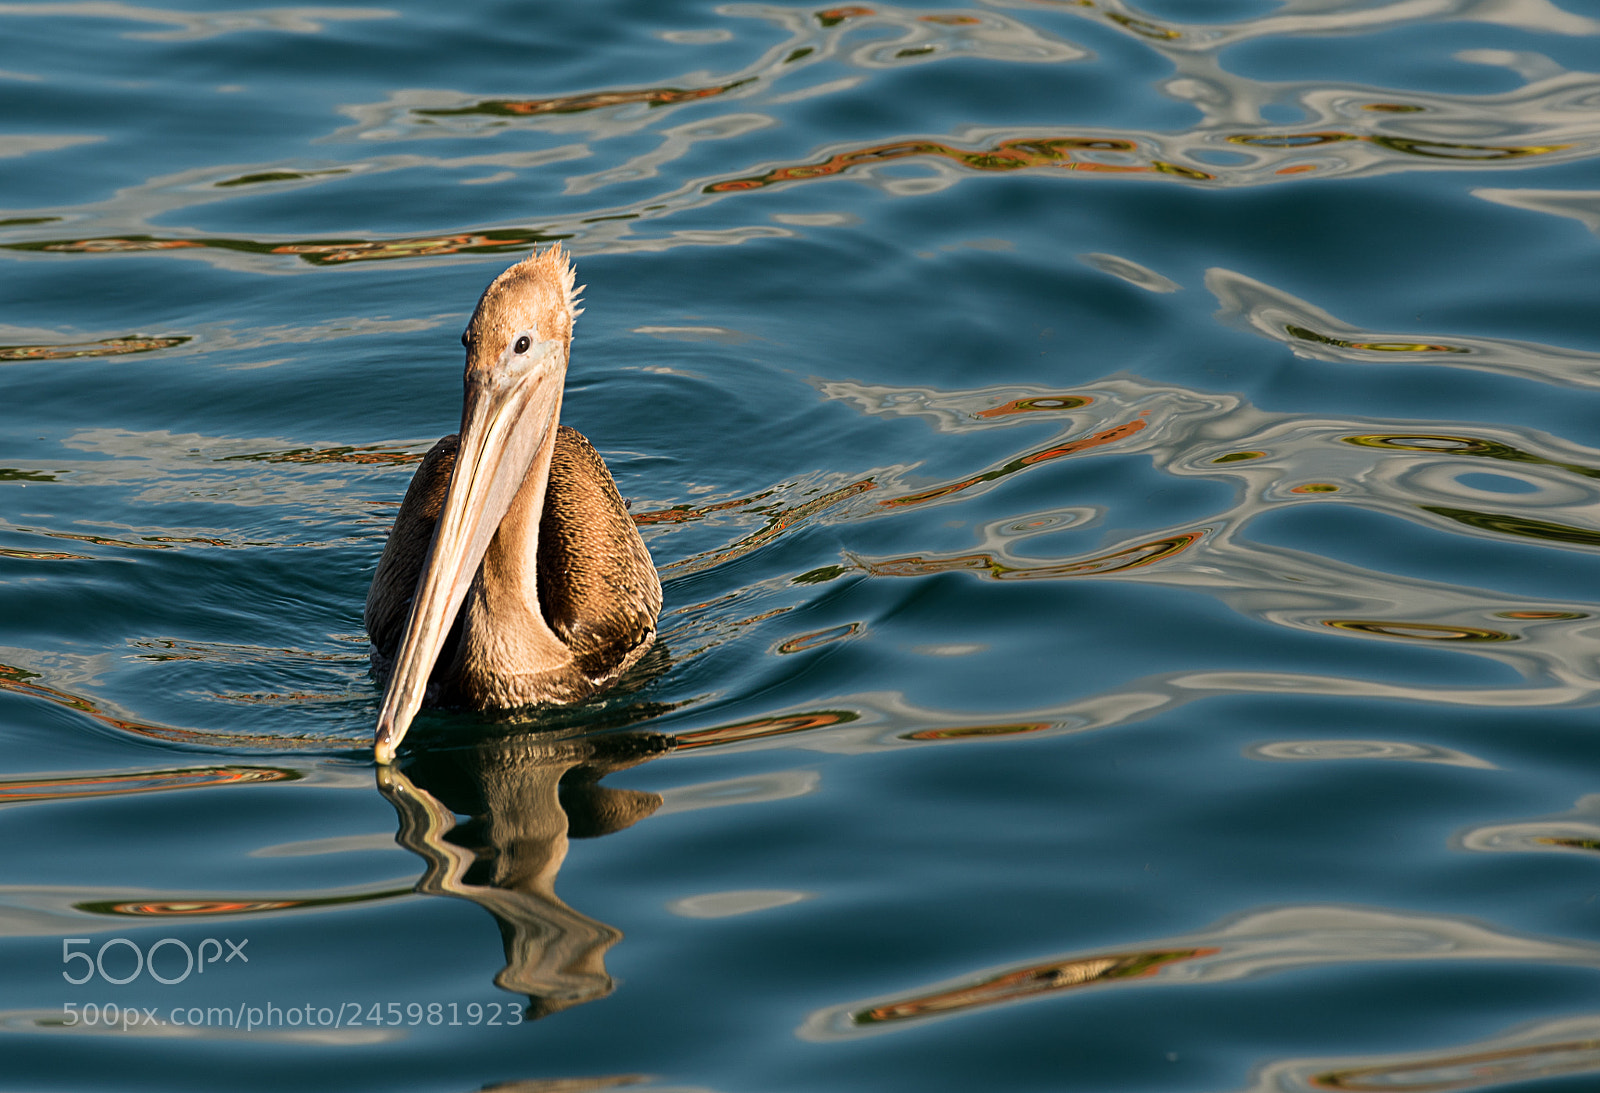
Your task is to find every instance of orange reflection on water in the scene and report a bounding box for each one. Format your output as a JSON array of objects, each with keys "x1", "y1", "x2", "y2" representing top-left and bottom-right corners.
[
  {"x1": 414, "y1": 79, "x2": 755, "y2": 119},
  {"x1": 80, "y1": 889, "x2": 406, "y2": 917},
  {"x1": 880, "y1": 418, "x2": 1146, "y2": 509},
  {"x1": 0, "y1": 547, "x2": 88, "y2": 561},
  {"x1": 0, "y1": 335, "x2": 189, "y2": 361},
  {"x1": 973, "y1": 394, "x2": 1092, "y2": 418},
  {"x1": 13, "y1": 230, "x2": 559, "y2": 267},
  {"x1": 632, "y1": 488, "x2": 778, "y2": 526},
  {"x1": 815, "y1": 6, "x2": 874, "y2": 26},
  {"x1": 6, "y1": 524, "x2": 269, "y2": 553},
  {"x1": 663, "y1": 478, "x2": 877, "y2": 576},
  {"x1": 702, "y1": 119, "x2": 1571, "y2": 197},
  {"x1": 867, "y1": 530, "x2": 1202, "y2": 580},
  {"x1": 0, "y1": 765, "x2": 294, "y2": 805},
  {"x1": 269, "y1": 232, "x2": 552, "y2": 265},
  {"x1": 775, "y1": 622, "x2": 862, "y2": 654},
  {"x1": 901, "y1": 721, "x2": 1052, "y2": 741},
  {"x1": 0, "y1": 661, "x2": 194, "y2": 742},
  {"x1": 223, "y1": 445, "x2": 421, "y2": 466},
  {"x1": 34, "y1": 238, "x2": 206, "y2": 253},
  {"x1": 706, "y1": 136, "x2": 1212, "y2": 193},
  {"x1": 854, "y1": 947, "x2": 1216, "y2": 1026},
  {"x1": 9, "y1": 526, "x2": 168, "y2": 552},
  {"x1": 673, "y1": 709, "x2": 859, "y2": 751},
  {"x1": 0, "y1": 660, "x2": 342, "y2": 751},
  {"x1": 101, "y1": 899, "x2": 299, "y2": 916}
]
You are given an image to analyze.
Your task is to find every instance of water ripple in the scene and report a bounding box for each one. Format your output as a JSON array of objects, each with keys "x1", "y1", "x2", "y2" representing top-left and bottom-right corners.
[
  {"x1": 0, "y1": 2, "x2": 395, "y2": 41},
  {"x1": 1210, "y1": 268, "x2": 1600, "y2": 391},
  {"x1": 1235, "y1": 1013, "x2": 1600, "y2": 1092},
  {"x1": 799, "y1": 903, "x2": 1600, "y2": 1039},
  {"x1": 5, "y1": 1, "x2": 1599, "y2": 266}
]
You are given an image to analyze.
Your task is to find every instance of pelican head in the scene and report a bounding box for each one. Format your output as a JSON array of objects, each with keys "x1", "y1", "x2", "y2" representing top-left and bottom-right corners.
[{"x1": 374, "y1": 247, "x2": 582, "y2": 764}]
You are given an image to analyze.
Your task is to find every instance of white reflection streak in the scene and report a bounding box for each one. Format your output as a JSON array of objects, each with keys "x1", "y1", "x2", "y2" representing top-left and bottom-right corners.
[
  {"x1": 1475, "y1": 187, "x2": 1600, "y2": 234},
  {"x1": 564, "y1": 114, "x2": 774, "y2": 196},
  {"x1": 0, "y1": 2, "x2": 394, "y2": 40},
  {"x1": 0, "y1": 135, "x2": 103, "y2": 159},
  {"x1": 1011, "y1": 0, "x2": 1600, "y2": 49},
  {"x1": 667, "y1": 889, "x2": 810, "y2": 917},
  {"x1": 49, "y1": 427, "x2": 413, "y2": 520},
  {"x1": 1458, "y1": 793, "x2": 1600, "y2": 855},
  {"x1": 1246, "y1": 739, "x2": 1495, "y2": 767},
  {"x1": 654, "y1": 769, "x2": 820, "y2": 814},
  {"x1": 1209, "y1": 267, "x2": 1600, "y2": 391},
  {"x1": 1079, "y1": 252, "x2": 1181, "y2": 293},
  {"x1": 1235, "y1": 1013, "x2": 1600, "y2": 1093}
]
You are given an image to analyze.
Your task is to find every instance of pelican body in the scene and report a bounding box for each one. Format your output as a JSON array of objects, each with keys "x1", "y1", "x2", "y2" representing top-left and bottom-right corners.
[{"x1": 366, "y1": 247, "x2": 661, "y2": 764}]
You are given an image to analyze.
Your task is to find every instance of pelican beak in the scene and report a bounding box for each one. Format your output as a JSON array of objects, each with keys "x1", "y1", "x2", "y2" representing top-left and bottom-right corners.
[{"x1": 374, "y1": 336, "x2": 566, "y2": 764}]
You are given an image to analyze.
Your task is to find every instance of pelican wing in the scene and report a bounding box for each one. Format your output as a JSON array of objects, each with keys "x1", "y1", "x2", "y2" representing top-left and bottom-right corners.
[{"x1": 537, "y1": 426, "x2": 662, "y2": 684}]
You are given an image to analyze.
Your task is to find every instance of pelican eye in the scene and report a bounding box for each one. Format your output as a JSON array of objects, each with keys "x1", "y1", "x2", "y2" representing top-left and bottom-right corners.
[{"x1": 513, "y1": 335, "x2": 531, "y2": 355}]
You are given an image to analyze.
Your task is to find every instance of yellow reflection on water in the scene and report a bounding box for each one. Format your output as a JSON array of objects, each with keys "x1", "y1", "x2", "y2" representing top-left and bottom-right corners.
[{"x1": 1322, "y1": 620, "x2": 1518, "y2": 642}]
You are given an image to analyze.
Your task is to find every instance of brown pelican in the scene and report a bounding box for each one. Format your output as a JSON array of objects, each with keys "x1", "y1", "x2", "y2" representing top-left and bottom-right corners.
[{"x1": 365, "y1": 246, "x2": 661, "y2": 764}]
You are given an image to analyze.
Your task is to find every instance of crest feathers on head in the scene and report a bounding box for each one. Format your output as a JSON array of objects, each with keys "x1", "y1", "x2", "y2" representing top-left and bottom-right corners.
[
  {"x1": 471, "y1": 244, "x2": 583, "y2": 341},
  {"x1": 512, "y1": 243, "x2": 580, "y2": 314}
]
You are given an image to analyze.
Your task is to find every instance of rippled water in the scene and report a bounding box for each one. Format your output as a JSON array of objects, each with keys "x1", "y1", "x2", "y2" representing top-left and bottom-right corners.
[{"x1": 5, "y1": 1, "x2": 1600, "y2": 1089}]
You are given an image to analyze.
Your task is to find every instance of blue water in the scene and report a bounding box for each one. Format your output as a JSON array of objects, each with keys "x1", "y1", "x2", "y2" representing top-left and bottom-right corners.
[{"x1": 5, "y1": 1, "x2": 1600, "y2": 1090}]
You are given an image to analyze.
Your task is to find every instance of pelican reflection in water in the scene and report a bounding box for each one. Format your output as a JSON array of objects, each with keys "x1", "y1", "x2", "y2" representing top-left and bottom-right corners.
[
  {"x1": 366, "y1": 246, "x2": 662, "y2": 764},
  {"x1": 380, "y1": 729, "x2": 673, "y2": 1018}
]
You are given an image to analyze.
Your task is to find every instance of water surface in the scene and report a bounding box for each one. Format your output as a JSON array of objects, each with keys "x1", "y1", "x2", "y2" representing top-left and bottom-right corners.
[{"x1": 4, "y1": 1, "x2": 1600, "y2": 1090}]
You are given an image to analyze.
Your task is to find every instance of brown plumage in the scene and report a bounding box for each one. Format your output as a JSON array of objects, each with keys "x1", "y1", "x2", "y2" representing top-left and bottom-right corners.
[{"x1": 365, "y1": 246, "x2": 661, "y2": 763}]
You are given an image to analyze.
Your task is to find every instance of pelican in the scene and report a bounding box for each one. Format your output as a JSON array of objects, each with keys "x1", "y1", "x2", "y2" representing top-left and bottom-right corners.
[{"x1": 365, "y1": 246, "x2": 661, "y2": 764}]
